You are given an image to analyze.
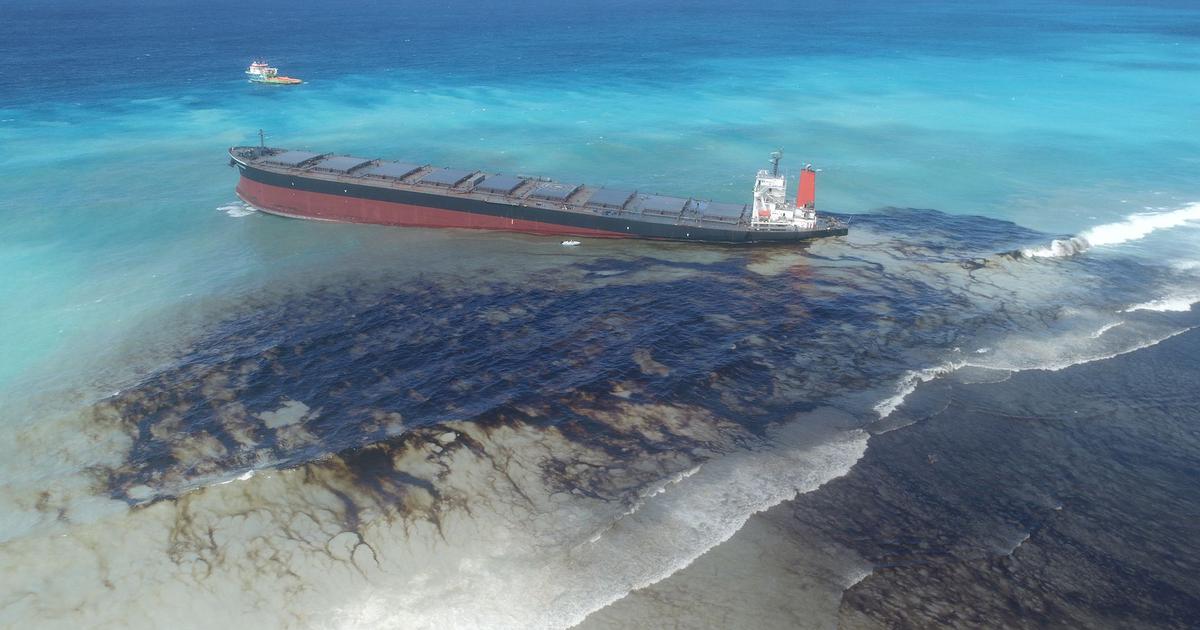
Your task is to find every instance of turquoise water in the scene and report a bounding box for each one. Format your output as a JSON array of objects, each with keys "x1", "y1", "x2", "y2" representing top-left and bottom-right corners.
[
  {"x1": 1, "y1": 1, "x2": 1199, "y2": 627},
  {"x1": 3, "y1": 1, "x2": 1198, "y2": 392}
]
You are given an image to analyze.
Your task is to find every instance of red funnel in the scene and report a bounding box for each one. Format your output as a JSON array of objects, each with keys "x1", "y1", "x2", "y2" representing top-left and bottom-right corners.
[{"x1": 797, "y1": 167, "x2": 816, "y2": 208}]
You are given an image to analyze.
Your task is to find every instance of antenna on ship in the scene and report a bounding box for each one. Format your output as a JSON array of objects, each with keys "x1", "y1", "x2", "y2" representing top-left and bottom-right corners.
[
  {"x1": 258, "y1": 129, "x2": 266, "y2": 150},
  {"x1": 769, "y1": 149, "x2": 783, "y2": 177}
]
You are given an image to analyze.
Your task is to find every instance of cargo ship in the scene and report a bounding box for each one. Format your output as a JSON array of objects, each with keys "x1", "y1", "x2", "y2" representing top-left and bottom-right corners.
[{"x1": 228, "y1": 139, "x2": 848, "y2": 243}]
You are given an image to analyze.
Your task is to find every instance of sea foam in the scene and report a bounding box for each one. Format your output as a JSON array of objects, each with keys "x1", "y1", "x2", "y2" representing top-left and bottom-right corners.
[{"x1": 218, "y1": 202, "x2": 256, "y2": 218}]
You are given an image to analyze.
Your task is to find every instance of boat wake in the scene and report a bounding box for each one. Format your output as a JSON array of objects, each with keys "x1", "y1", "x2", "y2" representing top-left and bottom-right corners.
[{"x1": 1021, "y1": 202, "x2": 1200, "y2": 258}]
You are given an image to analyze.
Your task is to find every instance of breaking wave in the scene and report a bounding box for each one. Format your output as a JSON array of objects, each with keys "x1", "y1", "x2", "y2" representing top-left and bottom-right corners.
[
  {"x1": 978, "y1": 327, "x2": 1196, "y2": 373},
  {"x1": 875, "y1": 326, "x2": 1197, "y2": 420},
  {"x1": 1021, "y1": 202, "x2": 1200, "y2": 258},
  {"x1": 1123, "y1": 293, "x2": 1200, "y2": 313},
  {"x1": 873, "y1": 361, "x2": 966, "y2": 419}
]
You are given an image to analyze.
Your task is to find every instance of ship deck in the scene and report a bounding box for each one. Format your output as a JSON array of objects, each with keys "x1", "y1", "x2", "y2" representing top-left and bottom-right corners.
[{"x1": 229, "y1": 146, "x2": 842, "y2": 234}]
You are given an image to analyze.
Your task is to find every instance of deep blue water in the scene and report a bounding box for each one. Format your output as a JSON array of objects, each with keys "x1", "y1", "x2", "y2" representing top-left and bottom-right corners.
[
  {"x1": 9, "y1": 0, "x2": 1198, "y2": 106},
  {"x1": 1, "y1": 1, "x2": 1199, "y2": 627}
]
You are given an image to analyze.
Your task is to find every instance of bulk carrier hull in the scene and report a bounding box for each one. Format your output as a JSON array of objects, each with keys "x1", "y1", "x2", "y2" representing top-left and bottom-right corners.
[{"x1": 229, "y1": 146, "x2": 848, "y2": 244}]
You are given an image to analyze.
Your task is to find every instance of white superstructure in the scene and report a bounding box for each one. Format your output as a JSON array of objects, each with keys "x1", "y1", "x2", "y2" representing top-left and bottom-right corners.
[
  {"x1": 246, "y1": 61, "x2": 279, "y2": 80},
  {"x1": 751, "y1": 150, "x2": 818, "y2": 230}
]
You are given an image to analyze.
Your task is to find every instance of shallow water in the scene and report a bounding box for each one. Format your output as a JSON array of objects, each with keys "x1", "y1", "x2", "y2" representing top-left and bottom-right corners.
[
  {"x1": 2, "y1": 0, "x2": 1199, "y2": 628},
  {"x1": 585, "y1": 327, "x2": 1200, "y2": 629}
]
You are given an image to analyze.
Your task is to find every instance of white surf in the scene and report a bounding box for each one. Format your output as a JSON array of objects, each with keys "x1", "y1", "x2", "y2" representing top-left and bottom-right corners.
[{"x1": 1022, "y1": 202, "x2": 1200, "y2": 258}]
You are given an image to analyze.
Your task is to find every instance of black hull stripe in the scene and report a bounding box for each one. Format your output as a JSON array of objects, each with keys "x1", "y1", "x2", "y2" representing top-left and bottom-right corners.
[{"x1": 238, "y1": 165, "x2": 848, "y2": 244}]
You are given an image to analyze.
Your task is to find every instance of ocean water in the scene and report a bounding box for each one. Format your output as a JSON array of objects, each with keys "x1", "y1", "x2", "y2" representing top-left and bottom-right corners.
[{"x1": 1, "y1": 0, "x2": 1199, "y2": 628}]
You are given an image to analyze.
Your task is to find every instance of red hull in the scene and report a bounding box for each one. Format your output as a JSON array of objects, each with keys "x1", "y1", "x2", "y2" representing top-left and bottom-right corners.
[{"x1": 236, "y1": 177, "x2": 629, "y2": 238}]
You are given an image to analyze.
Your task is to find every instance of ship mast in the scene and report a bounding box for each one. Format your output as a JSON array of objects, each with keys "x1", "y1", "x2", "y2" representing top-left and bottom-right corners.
[{"x1": 769, "y1": 149, "x2": 783, "y2": 177}]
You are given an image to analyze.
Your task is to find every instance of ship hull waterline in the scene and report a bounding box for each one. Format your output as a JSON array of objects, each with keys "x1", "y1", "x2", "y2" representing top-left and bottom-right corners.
[{"x1": 233, "y1": 162, "x2": 849, "y2": 244}]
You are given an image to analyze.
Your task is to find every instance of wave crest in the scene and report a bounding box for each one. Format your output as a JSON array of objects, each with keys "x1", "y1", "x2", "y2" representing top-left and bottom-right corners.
[
  {"x1": 1123, "y1": 294, "x2": 1200, "y2": 313},
  {"x1": 1022, "y1": 202, "x2": 1200, "y2": 259}
]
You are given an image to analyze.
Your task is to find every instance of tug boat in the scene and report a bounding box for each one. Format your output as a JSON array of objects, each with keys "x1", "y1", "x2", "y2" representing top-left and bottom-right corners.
[{"x1": 245, "y1": 61, "x2": 302, "y2": 85}]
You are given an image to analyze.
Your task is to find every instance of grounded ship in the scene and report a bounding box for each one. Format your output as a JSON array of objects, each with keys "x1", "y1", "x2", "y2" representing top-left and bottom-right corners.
[{"x1": 228, "y1": 140, "x2": 848, "y2": 243}]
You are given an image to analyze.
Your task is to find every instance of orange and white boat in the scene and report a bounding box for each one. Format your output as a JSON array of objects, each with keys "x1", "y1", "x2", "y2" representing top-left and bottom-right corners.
[{"x1": 245, "y1": 61, "x2": 302, "y2": 85}]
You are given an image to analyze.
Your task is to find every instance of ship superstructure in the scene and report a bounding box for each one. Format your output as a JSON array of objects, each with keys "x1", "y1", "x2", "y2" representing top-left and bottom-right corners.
[
  {"x1": 753, "y1": 150, "x2": 819, "y2": 230},
  {"x1": 227, "y1": 141, "x2": 847, "y2": 244}
]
